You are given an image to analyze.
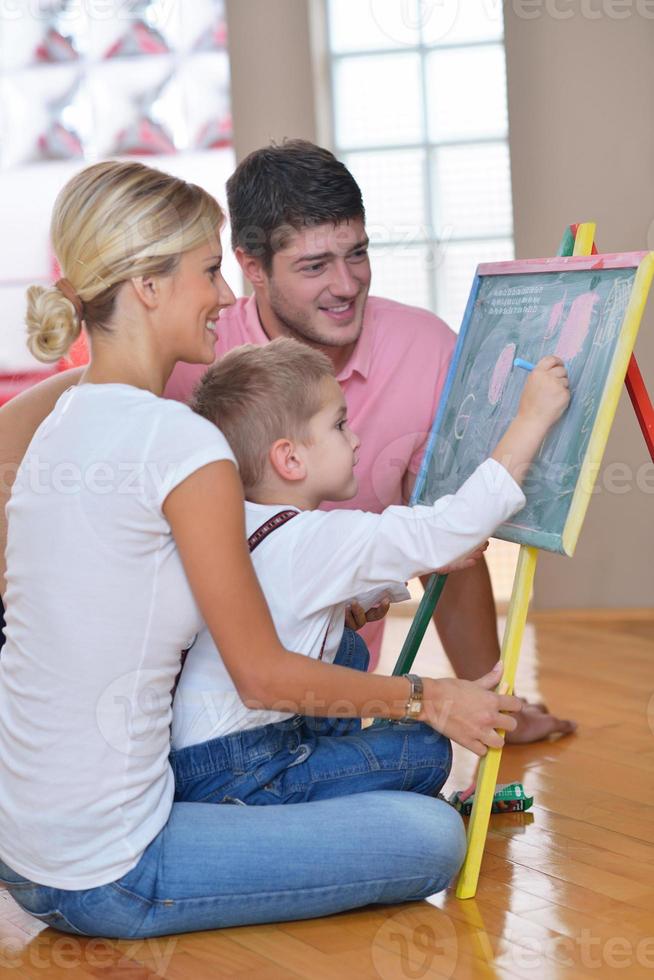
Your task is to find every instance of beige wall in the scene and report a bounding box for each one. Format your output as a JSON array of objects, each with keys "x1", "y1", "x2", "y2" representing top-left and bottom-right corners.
[
  {"x1": 224, "y1": 0, "x2": 321, "y2": 295},
  {"x1": 504, "y1": 5, "x2": 654, "y2": 607},
  {"x1": 225, "y1": 0, "x2": 318, "y2": 161}
]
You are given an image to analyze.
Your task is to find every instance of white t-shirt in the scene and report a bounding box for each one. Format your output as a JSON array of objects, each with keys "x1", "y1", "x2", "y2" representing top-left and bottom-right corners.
[
  {"x1": 172, "y1": 457, "x2": 525, "y2": 748},
  {"x1": 0, "y1": 384, "x2": 235, "y2": 890}
]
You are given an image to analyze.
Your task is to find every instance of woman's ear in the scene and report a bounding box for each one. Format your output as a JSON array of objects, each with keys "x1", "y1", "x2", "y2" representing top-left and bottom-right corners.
[
  {"x1": 268, "y1": 439, "x2": 306, "y2": 483},
  {"x1": 130, "y1": 275, "x2": 160, "y2": 310}
]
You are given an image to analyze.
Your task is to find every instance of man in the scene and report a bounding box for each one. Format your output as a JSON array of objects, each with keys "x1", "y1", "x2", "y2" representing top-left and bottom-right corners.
[{"x1": 165, "y1": 140, "x2": 575, "y2": 743}]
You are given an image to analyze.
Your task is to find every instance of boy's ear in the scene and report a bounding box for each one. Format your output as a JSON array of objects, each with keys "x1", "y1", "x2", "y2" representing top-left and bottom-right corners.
[
  {"x1": 130, "y1": 275, "x2": 160, "y2": 310},
  {"x1": 235, "y1": 247, "x2": 268, "y2": 289},
  {"x1": 269, "y1": 438, "x2": 306, "y2": 482}
]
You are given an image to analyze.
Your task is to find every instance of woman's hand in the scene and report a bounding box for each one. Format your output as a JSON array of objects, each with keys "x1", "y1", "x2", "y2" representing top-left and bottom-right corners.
[
  {"x1": 420, "y1": 662, "x2": 523, "y2": 756},
  {"x1": 344, "y1": 598, "x2": 390, "y2": 631}
]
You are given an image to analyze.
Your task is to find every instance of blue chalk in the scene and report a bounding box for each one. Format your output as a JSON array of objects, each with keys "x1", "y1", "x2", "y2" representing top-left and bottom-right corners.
[{"x1": 513, "y1": 357, "x2": 535, "y2": 372}]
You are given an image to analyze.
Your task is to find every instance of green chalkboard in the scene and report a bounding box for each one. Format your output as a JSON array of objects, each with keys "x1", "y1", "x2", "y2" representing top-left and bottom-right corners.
[{"x1": 413, "y1": 253, "x2": 651, "y2": 555}]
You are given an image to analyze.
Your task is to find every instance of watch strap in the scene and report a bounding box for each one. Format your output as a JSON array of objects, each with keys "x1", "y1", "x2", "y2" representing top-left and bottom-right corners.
[{"x1": 402, "y1": 673, "x2": 424, "y2": 722}]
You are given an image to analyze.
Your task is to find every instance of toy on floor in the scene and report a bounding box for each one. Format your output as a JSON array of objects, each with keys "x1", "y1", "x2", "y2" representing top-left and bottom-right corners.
[{"x1": 449, "y1": 781, "x2": 533, "y2": 817}]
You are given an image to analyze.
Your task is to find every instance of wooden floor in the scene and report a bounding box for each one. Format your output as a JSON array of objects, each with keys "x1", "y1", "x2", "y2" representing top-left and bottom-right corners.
[{"x1": 2, "y1": 610, "x2": 654, "y2": 979}]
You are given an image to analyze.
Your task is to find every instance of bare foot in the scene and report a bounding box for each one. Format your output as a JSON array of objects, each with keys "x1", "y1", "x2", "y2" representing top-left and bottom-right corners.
[{"x1": 505, "y1": 700, "x2": 577, "y2": 744}]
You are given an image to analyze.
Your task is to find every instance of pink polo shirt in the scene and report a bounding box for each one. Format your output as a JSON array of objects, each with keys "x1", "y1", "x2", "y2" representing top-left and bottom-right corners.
[
  {"x1": 165, "y1": 295, "x2": 455, "y2": 665},
  {"x1": 166, "y1": 295, "x2": 455, "y2": 512}
]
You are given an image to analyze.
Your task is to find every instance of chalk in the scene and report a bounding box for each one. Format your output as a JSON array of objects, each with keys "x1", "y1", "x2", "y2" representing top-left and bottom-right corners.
[{"x1": 514, "y1": 357, "x2": 571, "y2": 374}]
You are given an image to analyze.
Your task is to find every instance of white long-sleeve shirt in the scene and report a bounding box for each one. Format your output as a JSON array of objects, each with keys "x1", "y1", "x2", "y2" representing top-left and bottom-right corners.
[{"x1": 171, "y1": 457, "x2": 525, "y2": 748}]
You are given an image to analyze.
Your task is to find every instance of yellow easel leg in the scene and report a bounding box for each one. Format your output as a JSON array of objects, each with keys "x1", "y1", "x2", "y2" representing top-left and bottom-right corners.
[
  {"x1": 455, "y1": 544, "x2": 538, "y2": 899},
  {"x1": 572, "y1": 221, "x2": 596, "y2": 256}
]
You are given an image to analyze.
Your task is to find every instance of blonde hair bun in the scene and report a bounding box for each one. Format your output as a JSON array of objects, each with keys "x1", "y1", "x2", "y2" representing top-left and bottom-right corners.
[
  {"x1": 25, "y1": 284, "x2": 81, "y2": 364},
  {"x1": 26, "y1": 160, "x2": 224, "y2": 362}
]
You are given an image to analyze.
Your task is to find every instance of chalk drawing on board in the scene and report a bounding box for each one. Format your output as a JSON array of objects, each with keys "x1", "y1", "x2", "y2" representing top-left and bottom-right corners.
[
  {"x1": 594, "y1": 276, "x2": 632, "y2": 348},
  {"x1": 534, "y1": 288, "x2": 600, "y2": 461},
  {"x1": 454, "y1": 393, "x2": 476, "y2": 440},
  {"x1": 580, "y1": 393, "x2": 596, "y2": 439},
  {"x1": 546, "y1": 296, "x2": 565, "y2": 337},
  {"x1": 488, "y1": 343, "x2": 516, "y2": 405},
  {"x1": 540, "y1": 295, "x2": 565, "y2": 357},
  {"x1": 554, "y1": 291, "x2": 599, "y2": 362}
]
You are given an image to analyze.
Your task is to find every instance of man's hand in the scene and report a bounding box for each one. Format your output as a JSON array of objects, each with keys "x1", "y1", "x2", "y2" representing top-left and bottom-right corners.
[
  {"x1": 420, "y1": 662, "x2": 523, "y2": 756},
  {"x1": 345, "y1": 598, "x2": 391, "y2": 631}
]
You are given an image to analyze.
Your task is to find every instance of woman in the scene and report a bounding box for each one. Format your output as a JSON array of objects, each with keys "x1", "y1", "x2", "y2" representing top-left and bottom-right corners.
[{"x1": 0, "y1": 161, "x2": 520, "y2": 938}]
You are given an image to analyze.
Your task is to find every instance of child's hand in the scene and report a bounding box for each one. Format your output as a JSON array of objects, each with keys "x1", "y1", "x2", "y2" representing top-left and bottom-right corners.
[
  {"x1": 436, "y1": 541, "x2": 489, "y2": 575},
  {"x1": 345, "y1": 598, "x2": 390, "y2": 630},
  {"x1": 491, "y1": 356, "x2": 571, "y2": 484},
  {"x1": 517, "y1": 355, "x2": 570, "y2": 433}
]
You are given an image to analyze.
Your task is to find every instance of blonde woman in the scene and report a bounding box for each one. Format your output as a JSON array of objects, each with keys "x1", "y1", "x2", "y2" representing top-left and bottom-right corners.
[{"x1": 0, "y1": 161, "x2": 522, "y2": 938}]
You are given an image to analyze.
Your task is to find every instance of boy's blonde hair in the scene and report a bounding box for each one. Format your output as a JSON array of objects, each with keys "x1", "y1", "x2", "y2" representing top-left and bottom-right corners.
[
  {"x1": 26, "y1": 160, "x2": 224, "y2": 362},
  {"x1": 192, "y1": 338, "x2": 335, "y2": 492}
]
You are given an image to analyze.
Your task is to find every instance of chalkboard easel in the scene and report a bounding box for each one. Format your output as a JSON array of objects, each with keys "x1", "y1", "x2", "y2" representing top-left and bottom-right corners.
[{"x1": 392, "y1": 223, "x2": 654, "y2": 899}]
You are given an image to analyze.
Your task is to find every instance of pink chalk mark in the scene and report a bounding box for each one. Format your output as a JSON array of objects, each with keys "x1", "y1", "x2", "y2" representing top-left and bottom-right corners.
[
  {"x1": 555, "y1": 291, "x2": 599, "y2": 362},
  {"x1": 488, "y1": 343, "x2": 516, "y2": 405},
  {"x1": 544, "y1": 297, "x2": 565, "y2": 341}
]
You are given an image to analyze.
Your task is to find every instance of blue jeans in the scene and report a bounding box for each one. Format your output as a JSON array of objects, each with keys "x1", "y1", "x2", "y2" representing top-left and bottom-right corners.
[
  {"x1": 0, "y1": 628, "x2": 465, "y2": 937},
  {"x1": 171, "y1": 629, "x2": 452, "y2": 805},
  {"x1": 0, "y1": 795, "x2": 466, "y2": 937}
]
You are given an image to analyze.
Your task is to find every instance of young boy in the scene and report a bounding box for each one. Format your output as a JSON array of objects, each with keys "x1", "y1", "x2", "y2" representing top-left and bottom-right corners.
[{"x1": 170, "y1": 339, "x2": 569, "y2": 806}]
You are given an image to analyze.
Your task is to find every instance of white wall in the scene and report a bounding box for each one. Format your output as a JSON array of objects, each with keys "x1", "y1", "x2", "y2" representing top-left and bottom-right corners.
[{"x1": 0, "y1": 150, "x2": 237, "y2": 372}]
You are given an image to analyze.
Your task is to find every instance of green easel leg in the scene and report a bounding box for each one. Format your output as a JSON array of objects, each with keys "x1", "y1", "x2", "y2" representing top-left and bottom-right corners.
[
  {"x1": 371, "y1": 574, "x2": 446, "y2": 727},
  {"x1": 391, "y1": 573, "x2": 447, "y2": 676}
]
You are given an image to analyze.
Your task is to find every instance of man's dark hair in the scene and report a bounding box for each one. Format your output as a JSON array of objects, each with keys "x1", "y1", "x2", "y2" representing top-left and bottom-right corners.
[{"x1": 226, "y1": 139, "x2": 365, "y2": 271}]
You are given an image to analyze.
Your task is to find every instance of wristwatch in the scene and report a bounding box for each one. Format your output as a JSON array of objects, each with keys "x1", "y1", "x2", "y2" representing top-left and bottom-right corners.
[{"x1": 402, "y1": 673, "x2": 424, "y2": 722}]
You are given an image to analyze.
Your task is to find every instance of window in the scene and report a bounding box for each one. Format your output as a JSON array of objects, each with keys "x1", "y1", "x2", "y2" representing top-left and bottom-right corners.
[
  {"x1": 324, "y1": 0, "x2": 518, "y2": 599},
  {"x1": 325, "y1": 0, "x2": 514, "y2": 332}
]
